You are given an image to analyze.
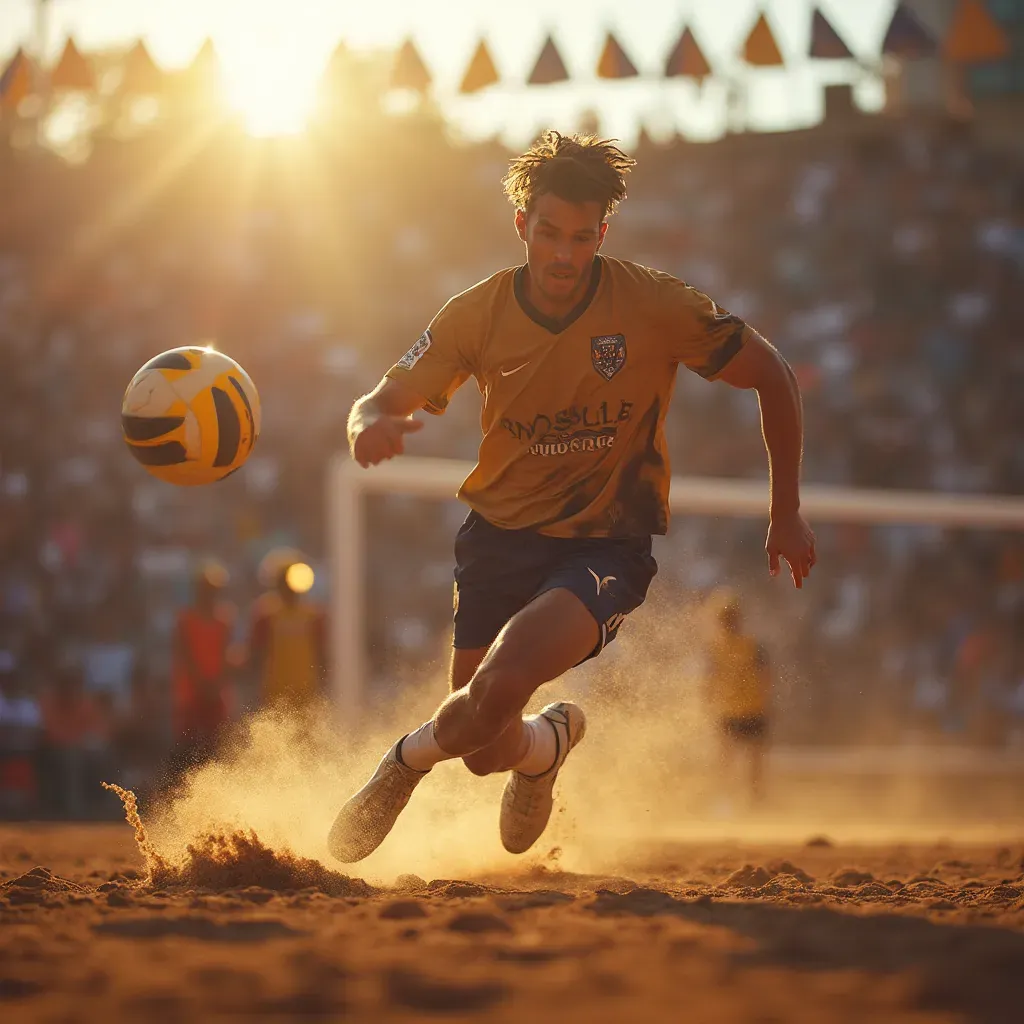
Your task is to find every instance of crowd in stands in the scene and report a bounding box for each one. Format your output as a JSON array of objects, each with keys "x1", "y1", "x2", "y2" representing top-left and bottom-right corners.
[{"x1": 0, "y1": 103, "x2": 1022, "y2": 817}]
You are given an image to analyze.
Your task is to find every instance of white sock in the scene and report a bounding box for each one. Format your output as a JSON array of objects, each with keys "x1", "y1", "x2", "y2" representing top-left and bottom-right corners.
[
  {"x1": 511, "y1": 715, "x2": 558, "y2": 776},
  {"x1": 396, "y1": 721, "x2": 453, "y2": 772}
]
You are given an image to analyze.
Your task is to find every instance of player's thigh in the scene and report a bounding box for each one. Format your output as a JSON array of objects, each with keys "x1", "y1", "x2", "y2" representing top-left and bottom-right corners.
[
  {"x1": 469, "y1": 587, "x2": 598, "y2": 714},
  {"x1": 450, "y1": 647, "x2": 487, "y2": 693}
]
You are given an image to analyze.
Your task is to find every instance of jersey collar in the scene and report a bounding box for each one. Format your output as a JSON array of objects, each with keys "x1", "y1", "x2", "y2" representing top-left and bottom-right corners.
[{"x1": 513, "y1": 256, "x2": 603, "y2": 335}]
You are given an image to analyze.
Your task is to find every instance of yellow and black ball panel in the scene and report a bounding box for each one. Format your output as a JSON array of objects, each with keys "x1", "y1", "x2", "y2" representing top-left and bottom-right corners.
[{"x1": 122, "y1": 346, "x2": 261, "y2": 487}]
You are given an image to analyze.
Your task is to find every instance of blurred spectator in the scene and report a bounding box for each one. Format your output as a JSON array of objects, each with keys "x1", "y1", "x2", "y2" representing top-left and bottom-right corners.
[
  {"x1": 250, "y1": 550, "x2": 326, "y2": 711},
  {"x1": 0, "y1": 107, "x2": 1021, "y2": 826},
  {"x1": 0, "y1": 655, "x2": 42, "y2": 818},
  {"x1": 701, "y1": 590, "x2": 771, "y2": 809},
  {"x1": 38, "y1": 658, "x2": 107, "y2": 818},
  {"x1": 168, "y1": 562, "x2": 237, "y2": 776}
]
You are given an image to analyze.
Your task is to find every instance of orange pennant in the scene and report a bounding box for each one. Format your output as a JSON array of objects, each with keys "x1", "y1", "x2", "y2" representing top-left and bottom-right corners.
[
  {"x1": 459, "y1": 40, "x2": 499, "y2": 94},
  {"x1": 51, "y1": 38, "x2": 96, "y2": 92},
  {"x1": 597, "y1": 32, "x2": 639, "y2": 79},
  {"x1": 943, "y1": 0, "x2": 1011, "y2": 63},
  {"x1": 391, "y1": 39, "x2": 431, "y2": 93},
  {"x1": 121, "y1": 40, "x2": 163, "y2": 95},
  {"x1": 0, "y1": 49, "x2": 33, "y2": 110},
  {"x1": 743, "y1": 12, "x2": 784, "y2": 67}
]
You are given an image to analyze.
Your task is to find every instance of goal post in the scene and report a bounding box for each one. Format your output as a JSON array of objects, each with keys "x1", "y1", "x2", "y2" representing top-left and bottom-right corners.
[{"x1": 327, "y1": 453, "x2": 1024, "y2": 727}]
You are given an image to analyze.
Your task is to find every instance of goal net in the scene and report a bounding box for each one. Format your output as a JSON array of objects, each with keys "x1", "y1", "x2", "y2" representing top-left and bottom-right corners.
[{"x1": 327, "y1": 454, "x2": 1024, "y2": 801}]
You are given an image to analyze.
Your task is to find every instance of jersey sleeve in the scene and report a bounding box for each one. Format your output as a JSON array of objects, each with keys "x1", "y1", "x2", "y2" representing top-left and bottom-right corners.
[
  {"x1": 651, "y1": 271, "x2": 749, "y2": 380},
  {"x1": 384, "y1": 297, "x2": 474, "y2": 415}
]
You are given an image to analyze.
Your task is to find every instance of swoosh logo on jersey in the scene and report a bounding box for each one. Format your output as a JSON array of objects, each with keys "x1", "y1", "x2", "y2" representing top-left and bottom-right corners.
[
  {"x1": 501, "y1": 362, "x2": 530, "y2": 377},
  {"x1": 709, "y1": 301, "x2": 732, "y2": 321}
]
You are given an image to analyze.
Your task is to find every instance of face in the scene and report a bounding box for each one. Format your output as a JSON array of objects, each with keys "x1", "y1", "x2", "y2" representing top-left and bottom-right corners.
[{"x1": 515, "y1": 193, "x2": 607, "y2": 304}]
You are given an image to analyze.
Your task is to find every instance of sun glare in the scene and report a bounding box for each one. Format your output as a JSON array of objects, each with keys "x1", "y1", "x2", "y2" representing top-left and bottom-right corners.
[{"x1": 220, "y1": 45, "x2": 320, "y2": 137}]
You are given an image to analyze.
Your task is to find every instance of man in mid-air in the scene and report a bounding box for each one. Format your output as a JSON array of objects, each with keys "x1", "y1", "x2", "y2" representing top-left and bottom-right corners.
[{"x1": 329, "y1": 131, "x2": 816, "y2": 863}]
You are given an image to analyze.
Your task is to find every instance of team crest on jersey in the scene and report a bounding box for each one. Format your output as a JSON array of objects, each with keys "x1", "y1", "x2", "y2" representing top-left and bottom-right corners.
[
  {"x1": 591, "y1": 334, "x2": 627, "y2": 381},
  {"x1": 397, "y1": 330, "x2": 432, "y2": 370}
]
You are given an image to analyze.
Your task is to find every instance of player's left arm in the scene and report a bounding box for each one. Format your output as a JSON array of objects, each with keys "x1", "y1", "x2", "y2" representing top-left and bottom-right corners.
[{"x1": 715, "y1": 329, "x2": 816, "y2": 589}]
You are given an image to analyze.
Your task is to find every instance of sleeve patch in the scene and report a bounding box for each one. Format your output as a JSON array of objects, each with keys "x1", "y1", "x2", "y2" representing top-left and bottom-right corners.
[{"x1": 396, "y1": 330, "x2": 432, "y2": 370}]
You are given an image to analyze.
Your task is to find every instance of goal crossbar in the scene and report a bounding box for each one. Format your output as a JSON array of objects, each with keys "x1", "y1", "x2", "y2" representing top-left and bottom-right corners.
[{"x1": 327, "y1": 454, "x2": 1024, "y2": 722}]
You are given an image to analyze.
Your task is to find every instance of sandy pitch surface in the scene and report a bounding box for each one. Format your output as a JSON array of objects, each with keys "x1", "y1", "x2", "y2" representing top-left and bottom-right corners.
[{"x1": 2, "y1": 823, "x2": 1024, "y2": 1023}]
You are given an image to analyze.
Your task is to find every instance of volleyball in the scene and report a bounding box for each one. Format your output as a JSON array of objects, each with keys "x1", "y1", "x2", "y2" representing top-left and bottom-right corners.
[{"x1": 121, "y1": 346, "x2": 261, "y2": 486}]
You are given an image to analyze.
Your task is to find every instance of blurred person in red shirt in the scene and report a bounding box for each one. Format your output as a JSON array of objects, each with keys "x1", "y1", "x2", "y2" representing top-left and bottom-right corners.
[{"x1": 169, "y1": 562, "x2": 237, "y2": 775}]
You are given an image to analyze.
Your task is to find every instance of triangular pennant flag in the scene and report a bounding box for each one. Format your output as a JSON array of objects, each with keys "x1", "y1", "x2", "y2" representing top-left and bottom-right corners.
[
  {"x1": 0, "y1": 49, "x2": 33, "y2": 110},
  {"x1": 809, "y1": 8, "x2": 854, "y2": 59},
  {"x1": 882, "y1": 4, "x2": 937, "y2": 59},
  {"x1": 390, "y1": 39, "x2": 431, "y2": 92},
  {"x1": 597, "y1": 32, "x2": 639, "y2": 79},
  {"x1": 943, "y1": 0, "x2": 1011, "y2": 64},
  {"x1": 121, "y1": 40, "x2": 163, "y2": 95},
  {"x1": 51, "y1": 38, "x2": 96, "y2": 92},
  {"x1": 528, "y1": 35, "x2": 569, "y2": 85},
  {"x1": 459, "y1": 39, "x2": 499, "y2": 94},
  {"x1": 664, "y1": 27, "x2": 711, "y2": 80},
  {"x1": 743, "y1": 12, "x2": 784, "y2": 67}
]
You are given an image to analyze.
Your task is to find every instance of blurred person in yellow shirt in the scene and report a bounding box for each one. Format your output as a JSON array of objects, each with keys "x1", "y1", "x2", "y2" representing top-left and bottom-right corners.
[
  {"x1": 703, "y1": 590, "x2": 771, "y2": 808},
  {"x1": 250, "y1": 550, "x2": 326, "y2": 711}
]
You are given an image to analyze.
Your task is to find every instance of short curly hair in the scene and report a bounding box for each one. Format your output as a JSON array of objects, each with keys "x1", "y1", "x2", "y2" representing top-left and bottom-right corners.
[{"x1": 502, "y1": 130, "x2": 635, "y2": 220}]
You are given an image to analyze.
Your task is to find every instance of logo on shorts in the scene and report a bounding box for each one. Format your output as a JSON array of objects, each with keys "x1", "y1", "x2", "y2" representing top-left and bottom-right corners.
[
  {"x1": 591, "y1": 334, "x2": 627, "y2": 381},
  {"x1": 588, "y1": 568, "x2": 616, "y2": 596},
  {"x1": 396, "y1": 330, "x2": 432, "y2": 370}
]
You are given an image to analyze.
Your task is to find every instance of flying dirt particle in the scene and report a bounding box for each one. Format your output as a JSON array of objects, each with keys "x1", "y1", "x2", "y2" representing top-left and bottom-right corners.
[
  {"x1": 102, "y1": 781, "x2": 373, "y2": 897},
  {"x1": 447, "y1": 912, "x2": 513, "y2": 935},
  {"x1": 805, "y1": 835, "x2": 833, "y2": 848},
  {"x1": 722, "y1": 865, "x2": 772, "y2": 889},
  {"x1": 384, "y1": 968, "x2": 507, "y2": 1013},
  {"x1": 832, "y1": 868, "x2": 876, "y2": 887},
  {"x1": 379, "y1": 900, "x2": 428, "y2": 920}
]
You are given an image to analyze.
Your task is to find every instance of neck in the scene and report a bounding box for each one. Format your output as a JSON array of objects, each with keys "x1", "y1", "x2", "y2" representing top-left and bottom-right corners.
[{"x1": 524, "y1": 259, "x2": 596, "y2": 320}]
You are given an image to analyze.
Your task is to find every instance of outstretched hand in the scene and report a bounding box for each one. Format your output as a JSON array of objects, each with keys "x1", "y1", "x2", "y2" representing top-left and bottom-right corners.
[
  {"x1": 351, "y1": 415, "x2": 424, "y2": 468},
  {"x1": 766, "y1": 511, "x2": 816, "y2": 589}
]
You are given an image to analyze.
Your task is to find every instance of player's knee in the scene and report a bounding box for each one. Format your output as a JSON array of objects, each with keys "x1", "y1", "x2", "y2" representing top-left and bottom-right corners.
[
  {"x1": 467, "y1": 661, "x2": 529, "y2": 731},
  {"x1": 461, "y1": 751, "x2": 499, "y2": 777}
]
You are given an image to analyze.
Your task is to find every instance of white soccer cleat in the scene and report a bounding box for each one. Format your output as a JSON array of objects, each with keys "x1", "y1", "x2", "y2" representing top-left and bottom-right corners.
[
  {"x1": 327, "y1": 741, "x2": 428, "y2": 863},
  {"x1": 500, "y1": 702, "x2": 587, "y2": 855}
]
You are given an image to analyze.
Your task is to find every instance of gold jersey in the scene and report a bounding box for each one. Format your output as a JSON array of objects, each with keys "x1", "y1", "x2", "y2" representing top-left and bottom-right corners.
[
  {"x1": 707, "y1": 632, "x2": 769, "y2": 720},
  {"x1": 385, "y1": 255, "x2": 750, "y2": 538}
]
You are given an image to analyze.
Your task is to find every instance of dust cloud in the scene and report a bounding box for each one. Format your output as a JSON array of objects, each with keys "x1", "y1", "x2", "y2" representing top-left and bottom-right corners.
[{"x1": 105, "y1": 596, "x2": 1023, "y2": 890}]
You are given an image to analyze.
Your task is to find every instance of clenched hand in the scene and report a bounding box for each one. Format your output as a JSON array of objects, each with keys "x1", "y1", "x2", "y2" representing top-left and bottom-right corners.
[{"x1": 350, "y1": 415, "x2": 424, "y2": 468}]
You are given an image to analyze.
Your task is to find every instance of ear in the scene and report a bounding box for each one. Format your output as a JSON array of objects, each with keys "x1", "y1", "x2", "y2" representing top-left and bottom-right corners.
[
  {"x1": 597, "y1": 221, "x2": 608, "y2": 250},
  {"x1": 514, "y1": 208, "x2": 527, "y2": 242}
]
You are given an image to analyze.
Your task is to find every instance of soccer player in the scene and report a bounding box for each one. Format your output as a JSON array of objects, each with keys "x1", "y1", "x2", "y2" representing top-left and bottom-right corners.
[
  {"x1": 703, "y1": 590, "x2": 771, "y2": 808},
  {"x1": 328, "y1": 131, "x2": 816, "y2": 863}
]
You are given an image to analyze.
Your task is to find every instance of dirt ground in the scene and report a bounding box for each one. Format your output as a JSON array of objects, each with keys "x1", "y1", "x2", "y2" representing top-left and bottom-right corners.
[{"x1": 2, "y1": 823, "x2": 1024, "y2": 1023}]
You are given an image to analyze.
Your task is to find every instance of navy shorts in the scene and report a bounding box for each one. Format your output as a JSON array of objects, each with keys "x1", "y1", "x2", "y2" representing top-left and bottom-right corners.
[{"x1": 452, "y1": 510, "x2": 658, "y2": 662}]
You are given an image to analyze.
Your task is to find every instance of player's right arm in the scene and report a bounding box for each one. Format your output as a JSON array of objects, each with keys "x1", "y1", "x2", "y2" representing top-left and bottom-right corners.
[
  {"x1": 348, "y1": 293, "x2": 478, "y2": 468},
  {"x1": 347, "y1": 378, "x2": 426, "y2": 468}
]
